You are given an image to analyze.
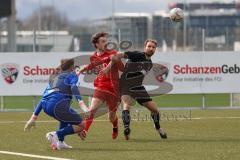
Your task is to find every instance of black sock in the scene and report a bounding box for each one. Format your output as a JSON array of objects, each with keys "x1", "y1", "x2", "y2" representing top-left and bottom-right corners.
[
  {"x1": 122, "y1": 110, "x2": 130, "y2": 129},
  {"x1": 151, "y1": 112, "x2": 160, "y2": 130}
]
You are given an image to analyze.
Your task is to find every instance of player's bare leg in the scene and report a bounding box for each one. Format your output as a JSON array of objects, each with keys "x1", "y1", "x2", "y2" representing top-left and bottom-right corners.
[
  {"x1": 73, "y1": 123, "x2": 87, "y2": 140},
  {"x1": 84, "y1": 97, "x2": 104, "y2": 132},
  {"x1": 142, "y1": 101, "x2": 167, "y2": 139},
  {"x1": 121, "y1": 95, "x2": 134, "y2": 140}
]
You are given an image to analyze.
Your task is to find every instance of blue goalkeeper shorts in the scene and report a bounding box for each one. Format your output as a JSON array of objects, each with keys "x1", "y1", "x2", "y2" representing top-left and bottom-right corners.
[{"x1": 39, "y1": 94, "x2": 82, "y2": 125}]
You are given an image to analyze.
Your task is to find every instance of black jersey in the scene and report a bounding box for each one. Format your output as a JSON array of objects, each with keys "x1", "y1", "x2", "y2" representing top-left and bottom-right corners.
[{"x1": 120, "y1": 51, "x2": 153, "y2": 85}]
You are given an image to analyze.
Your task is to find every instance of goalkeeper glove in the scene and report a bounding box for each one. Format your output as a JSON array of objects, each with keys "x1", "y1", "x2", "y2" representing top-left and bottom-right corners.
[{"x1": 24, "y1": 114, "x2": 37, "y2": 131}]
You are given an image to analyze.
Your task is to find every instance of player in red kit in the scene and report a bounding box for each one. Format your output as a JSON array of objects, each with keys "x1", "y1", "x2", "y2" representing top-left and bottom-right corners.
[{"x1": 79, "y1": 32, "x2": 124, "y2": 139}]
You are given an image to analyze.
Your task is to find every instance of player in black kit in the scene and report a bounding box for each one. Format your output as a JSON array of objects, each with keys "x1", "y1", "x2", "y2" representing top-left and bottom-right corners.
[{"x1": 110, "y1": 39, "x2": 167, "y2": 140}]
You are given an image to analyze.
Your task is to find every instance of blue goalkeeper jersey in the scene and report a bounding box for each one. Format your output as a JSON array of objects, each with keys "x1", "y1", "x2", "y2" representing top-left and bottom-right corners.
[
  {"x1": 43, "y1": 71, "x2": 81, "y2": 100},
  {"x1": 34, "y1": 71, "x2": 82, "y2": 116}
]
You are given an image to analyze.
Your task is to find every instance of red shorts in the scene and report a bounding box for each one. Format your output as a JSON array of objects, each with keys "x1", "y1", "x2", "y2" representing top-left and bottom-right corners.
[{"x1": 93, "y1": 89, "x2": 119, "y2": 112}]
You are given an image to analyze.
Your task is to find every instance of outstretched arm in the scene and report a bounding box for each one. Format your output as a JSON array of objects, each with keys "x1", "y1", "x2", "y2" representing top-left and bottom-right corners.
[
  {"x1": 100, "y1": 53, "x2": 127, "y2": 75},
  {"x1": 24, "y1": 102, "x2": 42, "y2": 131},
  {"x1": 78, "y1": 56, "x2": 111, "y2": 75},
  {"x1": 111, "y1": 53, "x2": 127, "y2": 63},
  {"x1": 117, "y1": 59, "x2": 125, "y2": 72}
]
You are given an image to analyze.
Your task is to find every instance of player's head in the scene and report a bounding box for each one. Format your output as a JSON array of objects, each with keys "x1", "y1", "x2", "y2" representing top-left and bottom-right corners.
[
  {"x1": 144, "y1": 39, "x2": 157, "y2": 57},
  {"x1": 91, "y1": 32, "x2": 108, "y2": 51},
  {"x1": 60, "y1": 58, "x2": 74, "y2": 71}
]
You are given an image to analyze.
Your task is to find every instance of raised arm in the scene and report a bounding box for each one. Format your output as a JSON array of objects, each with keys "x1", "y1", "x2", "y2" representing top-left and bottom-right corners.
[
  {"x1": 117, "y1": 59, "x2": 125, "y2": 72},
  {"x1": 79, "y1": 56, "x2": 111, "y2": 74},
  {"x1": 100, "y1": 53, "x2": 126, "y2": 75},
  {"x1": 111, "y1": 53, "x2": 127, "y2": 63}
]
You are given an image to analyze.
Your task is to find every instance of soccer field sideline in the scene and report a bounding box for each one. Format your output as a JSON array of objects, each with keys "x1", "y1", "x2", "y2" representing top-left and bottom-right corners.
[
  {"x1": 0, "y1": 93, "x2": 232, "y2": 110},
  {"x1": 1, "y1": 105, "x2": 240, "y2": 112}
]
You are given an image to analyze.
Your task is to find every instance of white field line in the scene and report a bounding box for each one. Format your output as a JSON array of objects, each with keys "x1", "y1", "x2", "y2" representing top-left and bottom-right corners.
[
  {"x1": 0, "y1": 120, "x2": 108, "y2": 124},
  {"x1": 0, "y1": 150, "x2": 73, "y2": 160},
  {"x1": 190, "y1": 116, "x2": 240, "y2": 120},
  {"x1": 0, "y1": 116, "x2": 240, "y2": 124},
  {"x1": 133, "y1": 116, "x2": 240, "y2": 120}
]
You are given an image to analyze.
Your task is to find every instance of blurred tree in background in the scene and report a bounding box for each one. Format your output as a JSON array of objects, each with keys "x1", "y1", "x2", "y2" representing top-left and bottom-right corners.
[{"x1": 21, "y1": 6, "x2": 69, "y2": 31}]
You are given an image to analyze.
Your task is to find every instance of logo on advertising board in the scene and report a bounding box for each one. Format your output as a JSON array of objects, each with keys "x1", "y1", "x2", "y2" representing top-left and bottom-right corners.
[
  {"x1": 0, "y1": 63, "x2": 19, "y2": 84},
  {"x1": 152, "y1": 63, "x2": 169, "y2": 82}
]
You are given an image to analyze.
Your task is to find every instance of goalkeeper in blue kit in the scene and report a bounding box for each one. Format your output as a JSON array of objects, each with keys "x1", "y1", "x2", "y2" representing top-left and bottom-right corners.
[{"x1": 24, "y1": 59, "x2": 88, "y2": 150}]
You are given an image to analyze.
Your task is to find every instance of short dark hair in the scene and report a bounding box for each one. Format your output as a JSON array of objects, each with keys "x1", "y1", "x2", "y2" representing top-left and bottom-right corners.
[
  {"x1": 60, "y1": 58, "x2": 74, "y2": 71},
  {"x1": 91, "y1": 32, "x2": 108, "y2": 48},
  {"x1": 144, "y1": 39, "x2": 158, "y2": 47}
]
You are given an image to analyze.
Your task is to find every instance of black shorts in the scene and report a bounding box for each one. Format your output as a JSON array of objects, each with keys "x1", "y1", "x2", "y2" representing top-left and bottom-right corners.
[{"x1": 120, "y1": 85, "x2": 152, "y2": 105}]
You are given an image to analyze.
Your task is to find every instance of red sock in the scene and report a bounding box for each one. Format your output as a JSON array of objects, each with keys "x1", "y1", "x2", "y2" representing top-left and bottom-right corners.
[
  {"x1": 84, "y1": 114, "x2": 94, "y2": 132},
  {"x1": 112, "y1": 117, "x2": 118, "y2": 128}
]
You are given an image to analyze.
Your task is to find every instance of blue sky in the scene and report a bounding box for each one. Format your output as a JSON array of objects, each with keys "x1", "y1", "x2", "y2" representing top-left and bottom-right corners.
[{"x1": 16, "y1": 0, "x2": 231, "y2": 21}]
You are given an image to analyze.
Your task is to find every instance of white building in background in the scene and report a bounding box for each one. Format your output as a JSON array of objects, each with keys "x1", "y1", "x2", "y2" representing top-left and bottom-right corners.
[
  {"x1": 91, "y1": 13, "x2": 151, "y2": 49},
  {"x1": 0, "y1": 31, "x2": 73, "y2": 52}
]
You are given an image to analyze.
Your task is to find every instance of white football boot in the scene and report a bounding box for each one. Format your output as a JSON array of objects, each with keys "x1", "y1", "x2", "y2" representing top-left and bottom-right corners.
[
  {"x1": 57, "y1": 141, "x2": 73, "y2": 149},
  {"x1": 46, "y1": 131, "x2": 59, "y2": 150}
]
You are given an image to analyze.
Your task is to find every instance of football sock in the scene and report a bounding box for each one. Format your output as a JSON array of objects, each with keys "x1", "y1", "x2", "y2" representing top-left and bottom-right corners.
[
  {"x1": 56, "y1": 125, "x2": 74, "y2": 141},
  {"x1": 112, "y1": 116, "x2": 118, "y2": 128},
  {"x1": 151, "y1": 112, "x2": 160, "y2": 130},
  {"x1": 122, "y1": 110, "x2": 130, "y2": 129},
  {"x1": 84, "y1": 113, "x2": 94, "y2": 132},
  {"x1": 59, "y1": 122, "x2": 68, "y2": 130}
]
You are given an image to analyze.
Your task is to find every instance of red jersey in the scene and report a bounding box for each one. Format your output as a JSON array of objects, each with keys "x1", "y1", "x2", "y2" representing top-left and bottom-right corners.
[{"x1": 83, "y1": 50, "x2": 124, "y2": 97}]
